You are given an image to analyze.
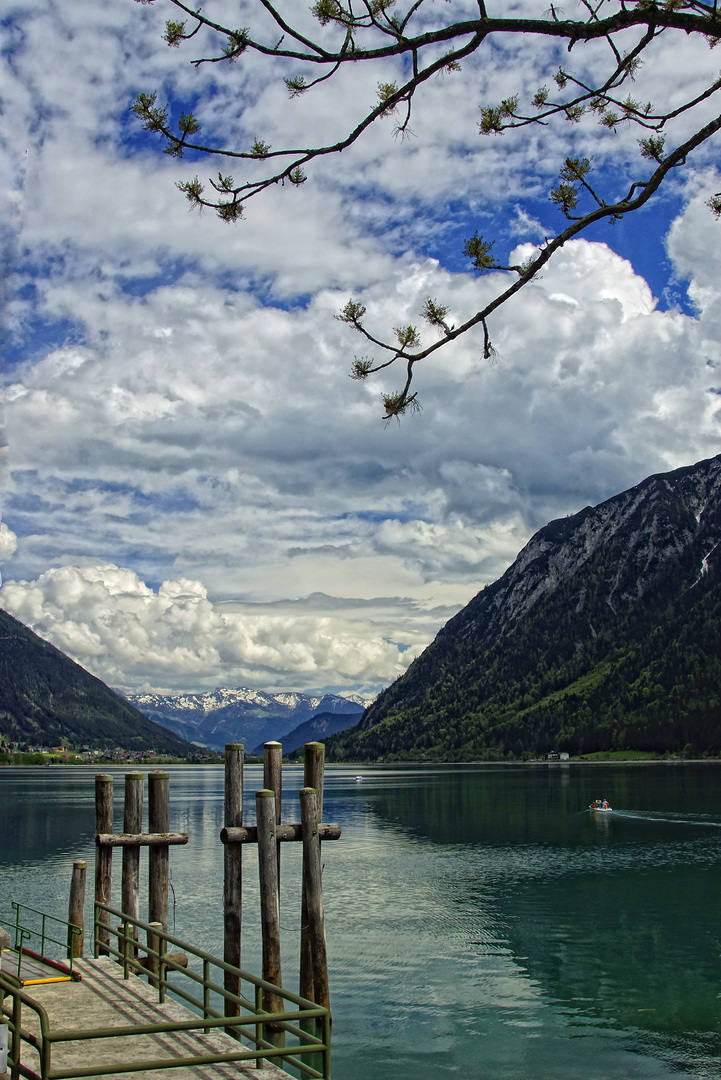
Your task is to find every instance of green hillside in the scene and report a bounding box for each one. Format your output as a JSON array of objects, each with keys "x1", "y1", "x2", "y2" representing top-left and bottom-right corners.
[{"x1": 0, "y1": 607, "x2": 195, "y2": 755}]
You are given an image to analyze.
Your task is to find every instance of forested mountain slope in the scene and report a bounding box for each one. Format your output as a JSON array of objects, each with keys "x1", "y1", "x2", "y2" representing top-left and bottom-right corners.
[
  {"x1": 327, "y1": 455, "x2": 721, "y2": 761},
  {"x1": 0, "y1": 607, "x2": 195, "y2": 755}
]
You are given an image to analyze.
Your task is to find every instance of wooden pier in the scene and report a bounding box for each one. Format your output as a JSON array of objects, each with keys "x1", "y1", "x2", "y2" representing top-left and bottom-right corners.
[
  {"x1": 1, "y1": 742, "x2": 337, "y2": 1080},
  {"x1": 14, "y1": 956, "x2": 292, "y2": 1080}
]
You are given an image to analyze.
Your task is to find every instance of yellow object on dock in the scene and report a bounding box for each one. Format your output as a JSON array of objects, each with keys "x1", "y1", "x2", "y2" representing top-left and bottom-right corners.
[
  {"x1": 2, "y1": 949, "x2": 75, "y2": 987},
  {"x1": 16, "y1": 956, "x2": 293, "y2": 1080}
]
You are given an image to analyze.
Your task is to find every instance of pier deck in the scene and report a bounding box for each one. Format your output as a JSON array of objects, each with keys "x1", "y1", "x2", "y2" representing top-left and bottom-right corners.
[
  {"x1": 17, "y1": 957, "x2": 293, "y2": 1080},
  {"x1": 1, "y1": 949, "x2": 74, "y2": 987}
]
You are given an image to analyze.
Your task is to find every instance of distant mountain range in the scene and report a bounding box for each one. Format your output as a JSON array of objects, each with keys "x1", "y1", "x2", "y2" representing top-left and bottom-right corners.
[
  {"x1": 271, "y1": 710, "x2": 364, "y2": 757},
  {"x1": 127, "y1": 687, "x2": 365, "y2": 752},
  {"x1": 0, "y1": 607, "x2": 195, "y2": 756},
  {"x1": 328, "y1": 453, "x2": 721, "y2": 762}
]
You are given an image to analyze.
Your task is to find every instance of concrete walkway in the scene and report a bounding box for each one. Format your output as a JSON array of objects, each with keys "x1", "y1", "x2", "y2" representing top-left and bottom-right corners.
[{"x1": 17, "y1": 957, "x2": 293, "y2": 1080}]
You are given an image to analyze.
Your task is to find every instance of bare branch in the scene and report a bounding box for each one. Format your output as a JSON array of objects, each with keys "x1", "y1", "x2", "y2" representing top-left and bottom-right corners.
[
  {"x1": 336, "y1": 108, "x2": 721, "y2": 415},
  {"x1": 131, "y1": 0, "x2": 721, "y2": 418}
]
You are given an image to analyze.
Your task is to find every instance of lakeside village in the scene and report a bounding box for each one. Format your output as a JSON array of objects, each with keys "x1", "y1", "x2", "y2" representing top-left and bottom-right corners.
[
  {"x1": 0, "y1": 738, "x2": 221, "y2": 766},
  {"x1": 1, "y1": 738, "x2": 579, "y2": 766}
]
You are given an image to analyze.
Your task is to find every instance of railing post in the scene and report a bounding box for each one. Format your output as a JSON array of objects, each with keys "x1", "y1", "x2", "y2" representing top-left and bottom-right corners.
[
  {"x1": 120, "y1": 920, "x2": 133, "y2": 980},
  {"x1": 0, "y1": 1022, "x2": 7, "y2": 1080},
  {"x1": 322, "y1": 1009, "x2": 332, "y2": 1080},
  {"x1": 94, "y1": 774, "x2": 113, "y2": 955},
  {"x1": 147, "y1": 921, "x2": 162, "y2": 990},
  {"x1": 203, "y1": 959, "x2": 211, "y2": 1019},
  {"x1": 148, "y1": 772, "x2": 170, "y2": 932},
  {"x1": 121, "y1": 773, "x2": 144, "y2": 956},
  {"x1": 256, "y1": 789, "x2": 284, "y2": 1049},
  {"x1": 158, "y1": 934, "x2": 167, "y2": 1004},
  {"x1": 0, "y1": 929, "x2": 9, "y2": 1075},
  {"x1": 11, "y1": 991, "x2": 21, "y2": 1080},
  {"x1": 224, "y1": 743, "x2": 243, "y2": 1034},
  {"x1": 40, "y1": 1018, "x2": 51, "y2": 1080},
  {"x1": 254, "y1": 984, "x2": 265, "y2": 1071},
  {"x1": 67, "y1": 860, "x2": 86, "y2": 958}
]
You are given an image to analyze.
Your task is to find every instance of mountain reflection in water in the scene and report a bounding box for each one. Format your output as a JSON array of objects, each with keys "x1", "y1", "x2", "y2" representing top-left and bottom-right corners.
[{"x1": 2, "y1": 762, "x2": 719, "y2": 1079}]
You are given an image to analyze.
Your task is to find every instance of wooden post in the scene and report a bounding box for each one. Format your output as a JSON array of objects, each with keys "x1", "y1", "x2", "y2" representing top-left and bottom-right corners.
[
  {"x1": 94, "y1": 774, "x2": 113, "y2": 954},
  {"x1": 122, "y1": 772, "x2": 144, "y2": 952},
  {"x1": 256, "y1": 790, "x2": 284, "y2": 1048},
  {"x1": 304, "y1": 742, "x2": 325, "y2": 821},
  {"x1": 264, "y1": 742, "x2": 283, "y2": 895},
  {"x1": 300, "y1": 786, "x2": 330, "y2": 1016},
  {"x1": 148, "y1": 771, "x2": 169, "y2": 931},
  {"x1": 300, "y1": 742, "x2": 325, "y2": 1000},
  {"x1": 67, "y1": 860, "x2": 86, "y2": 958},
  {"x1": 224, "y1": 743, "x2": 243, "y2": 1027}
]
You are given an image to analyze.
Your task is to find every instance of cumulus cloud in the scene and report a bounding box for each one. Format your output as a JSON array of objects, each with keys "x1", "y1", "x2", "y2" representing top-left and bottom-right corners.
[
  {"x1": 0, "y1": 524, "x2": 18, "y2": 563},
  {"x1": 3, "y1": 229, "x2": 720, "y2": 693},
  {"x1": 0, "y1": 524, "x2": 18, "y2": 586},
  {"x1": 2, "y1": 2, "x2": 721, "y2": 693},
  {"x1": 0, "y1": 563, "x2": 419, "y2": 694}
]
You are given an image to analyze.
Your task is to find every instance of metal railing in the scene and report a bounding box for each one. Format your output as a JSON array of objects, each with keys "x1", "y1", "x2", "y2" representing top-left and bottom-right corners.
[
  {"x1": 0, "y1": 901, "x2": 331, "y2": 1080},
  {"x1": 0, "y1": 972, "x2": 51, "y2": 1080},
  {"x1": 0, "y1": 904, "x2": 82, "y2": 982}
]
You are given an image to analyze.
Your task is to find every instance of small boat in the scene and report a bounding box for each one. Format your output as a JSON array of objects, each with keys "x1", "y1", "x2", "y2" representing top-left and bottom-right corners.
[
  {"x1": 589, "y1": 799, "x2": 613, "y2": 813},
  {"x1": 355, "y1": 775, "x2": 363, "y2": 782}
]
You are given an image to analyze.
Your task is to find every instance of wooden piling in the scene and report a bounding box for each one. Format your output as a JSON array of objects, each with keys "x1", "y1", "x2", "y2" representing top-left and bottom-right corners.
[
  {"x1": 121, "y1": 772, "x2": 144, "y2": 951},
  {"x1": 67, "y1": 860, "x2": 86, "y2": 958},
  {"x1": 256, "y1": 790, "x2": 284, "y2": 1047},
  {"x1": 300, "y1": 787, "x2": 330, "y2": 1016},
  {"x1": 300, "y1": 742, "x2": 325, "y2": 1000},
  {"x1": 264, "y1": 742, "x2": 283, "y2": 894},
  {"x1": 148, "y1": 772, "x2": 169, "y2": 931},
  {"x1": 304, "y1": 742, "x2": 325, "y2": 821},
  {"x1": 94, "y1": 774, "x2": 113, "y2": 953},
  {"x1": 224, "y1": 743, "x2": 243, "y2": 1025}
]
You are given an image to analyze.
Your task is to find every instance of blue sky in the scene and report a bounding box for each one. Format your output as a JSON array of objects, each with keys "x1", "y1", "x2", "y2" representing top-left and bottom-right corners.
[{"x1": 1, "y1": 1, "x2": 720, "y2": 695}]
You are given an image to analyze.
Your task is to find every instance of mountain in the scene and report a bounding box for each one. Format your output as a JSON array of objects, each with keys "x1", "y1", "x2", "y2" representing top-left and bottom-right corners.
[
  {"x1": 327, "y1": 454, "x2": 721, "y2": 762},
  {"x1": 254, "y1": 708, "x2": 363, "y2": 756},
  {"x1": 128, "y1": 687, "x2": 368, "y2": 751},
  {"x1": 0, "y1": 608, "x2": 195, "y2": 756}
]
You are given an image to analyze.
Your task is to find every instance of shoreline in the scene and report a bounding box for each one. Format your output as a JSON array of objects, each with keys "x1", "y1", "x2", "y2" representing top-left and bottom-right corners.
[{"x1": 1, "y1": 755, "x2": 720, "y2": 769}]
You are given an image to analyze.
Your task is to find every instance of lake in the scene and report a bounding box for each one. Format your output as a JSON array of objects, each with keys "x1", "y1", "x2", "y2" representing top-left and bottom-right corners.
[{"x1": 2, "y1": 762, "x2": 720, "y2": 1079}]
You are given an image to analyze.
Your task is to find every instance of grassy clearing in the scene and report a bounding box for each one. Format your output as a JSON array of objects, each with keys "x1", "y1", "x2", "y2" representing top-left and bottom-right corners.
[{"x1": 577, "y1": 749, "x2": 660, "y2": 761}]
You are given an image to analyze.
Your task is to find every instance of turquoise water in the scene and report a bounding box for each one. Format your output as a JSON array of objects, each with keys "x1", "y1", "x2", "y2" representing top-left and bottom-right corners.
[{"x1": 2, "y1": 762, "x2": 721, "y2": 1078}]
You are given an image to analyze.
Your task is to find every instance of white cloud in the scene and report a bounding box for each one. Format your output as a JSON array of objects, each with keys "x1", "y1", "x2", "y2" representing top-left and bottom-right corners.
[
  {"x1": 2, "y1": 2, "x2": 721, "y2": 694},
  {"x1": 0, "y1": 563, "x2": 419, "y2": 694},
  {"x1": 0, "y1": 525, "x2": 18, "y2": 585},
  {"x1": 3, "y1": 228, "x2": 720, "y2": 693}
]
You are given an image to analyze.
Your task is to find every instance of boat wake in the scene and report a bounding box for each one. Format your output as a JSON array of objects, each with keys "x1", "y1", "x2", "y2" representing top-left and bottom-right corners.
[{"x1": 612, "y1": 810, "x2": 721, "y2": 828}]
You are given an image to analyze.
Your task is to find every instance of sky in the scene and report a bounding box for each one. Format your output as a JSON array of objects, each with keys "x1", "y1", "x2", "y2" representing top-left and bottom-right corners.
[{"x1": 1, "y1": 1, "x2": 720, "y2": 698}]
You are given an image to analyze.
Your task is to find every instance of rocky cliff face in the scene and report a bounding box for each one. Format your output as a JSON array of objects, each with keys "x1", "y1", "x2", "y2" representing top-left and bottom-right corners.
[
  {"x1": 331, "y1": 454, "x2": 721, "y2": 760},
  {"x1": 445, "y1": 454, "x2": 721, "y2": 650}
]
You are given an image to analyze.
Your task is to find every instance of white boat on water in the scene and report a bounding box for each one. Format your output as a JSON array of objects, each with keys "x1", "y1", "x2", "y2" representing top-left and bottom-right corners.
[{"x1": 589, "y1": 800, "x2": 613, "y2": 813}]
